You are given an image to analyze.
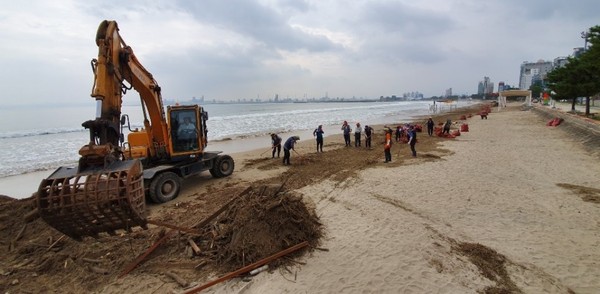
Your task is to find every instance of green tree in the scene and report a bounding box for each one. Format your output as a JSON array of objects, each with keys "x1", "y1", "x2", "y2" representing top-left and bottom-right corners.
[{"x1": 547, "y1": 25, "x2": 600, "y2": 115}]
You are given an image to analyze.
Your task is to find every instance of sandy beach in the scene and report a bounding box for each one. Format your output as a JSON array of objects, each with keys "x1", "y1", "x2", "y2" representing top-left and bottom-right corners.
[{"x1": 1, "y1": 102, "x2": 599, "y2": 293}]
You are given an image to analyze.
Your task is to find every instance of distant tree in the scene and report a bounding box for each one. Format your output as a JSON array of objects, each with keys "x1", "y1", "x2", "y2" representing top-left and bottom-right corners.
[
  {"x1": 547, "y1": 25, "x2": 600, "y2": 115},
  {"x1": 529, "y1": 81, "x2": 543, "y2": 99}
]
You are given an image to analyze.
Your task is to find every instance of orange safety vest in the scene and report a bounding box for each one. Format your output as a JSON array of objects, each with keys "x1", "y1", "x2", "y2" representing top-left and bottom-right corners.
[{"x1": 384, "y1": 132, "x2": 392, "y2": 150}]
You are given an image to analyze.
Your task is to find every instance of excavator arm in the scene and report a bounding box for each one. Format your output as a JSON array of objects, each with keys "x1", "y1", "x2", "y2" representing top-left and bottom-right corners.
[
  {"x1": 82, "y1": 20, "x2": 169, "y2": 167},
  {"x1": 35, "y1": 20, "x2": 171, "y2": 240}
]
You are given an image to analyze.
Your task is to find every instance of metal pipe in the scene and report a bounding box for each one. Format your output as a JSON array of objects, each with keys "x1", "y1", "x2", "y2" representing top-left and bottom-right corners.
[{"x1": 96, "y1": 100, "x2": 102, "y2": 118}]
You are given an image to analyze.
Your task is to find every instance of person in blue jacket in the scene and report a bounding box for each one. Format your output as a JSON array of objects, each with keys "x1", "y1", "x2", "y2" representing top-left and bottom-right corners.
[
  {"x1": 283, "y1": 136, "x2": 300, "y2": 165},
  {"x1": 313, "y1": 125, "x2": 325, "y2": 152},
  {"x1": 408, "y1": 125, "x2": 417, "y2": 157}
]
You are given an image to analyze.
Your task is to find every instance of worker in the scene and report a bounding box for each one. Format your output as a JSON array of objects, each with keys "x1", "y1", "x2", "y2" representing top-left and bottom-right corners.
[
  {"x1": 313, "y1": 125, "x2": 324, "y2": 152},
  {"x1": 408, "y1": 125, "x2": 417, "y2": 157},
  {"x1": 178, "y1": 117, "x2": 197, "y2": 150},
  {"x1": 426, "y1": 118, "x2": 435, "y2": 136},
  {"x1": 364, "y1": 125, "x2": 373, "y2": 148},
  {"x1": 443, "y1": 119, "x2": 452, "y2": 135},
  {"x1": 283, "y1": 136, "x2": 300, "y2": 165},
  {"x1": 354, "y1": 122, "x2": 362, "y2": 147},
  {"x1": 395, "y1": 126, "x2": 402, "y2": 142},
  {"x1": 341, "y1": 121, "x2": 351, "y2": 147},
  {"x1": 384, "y1": 127, "x2": 392, "y2": 163},
  {"x1": 270, "y1": 133, "x2": 282, "y2": 158}
]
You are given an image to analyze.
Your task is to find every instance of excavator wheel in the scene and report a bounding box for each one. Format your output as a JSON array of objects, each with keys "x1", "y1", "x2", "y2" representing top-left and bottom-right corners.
[
  {"x1": 210, "y1": 155, "x2": 235, "y2": 178},
  {"x1": 149, "y1": 171, "x2": 182, "y2": 203}
]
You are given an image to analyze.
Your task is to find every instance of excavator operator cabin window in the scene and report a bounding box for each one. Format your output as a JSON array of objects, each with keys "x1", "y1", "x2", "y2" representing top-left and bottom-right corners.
[{"x1": 174, "y1": 111, "x2": 198, "y2": 152}]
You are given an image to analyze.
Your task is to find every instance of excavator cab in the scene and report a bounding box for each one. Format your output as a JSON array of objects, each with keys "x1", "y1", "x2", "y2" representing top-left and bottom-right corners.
[
  {"x1": 123, "y1": 105, "x2": 207, "y2": 160},
  {"x1": 168, "y1": 105, "x2": 208, "y2": 155}
]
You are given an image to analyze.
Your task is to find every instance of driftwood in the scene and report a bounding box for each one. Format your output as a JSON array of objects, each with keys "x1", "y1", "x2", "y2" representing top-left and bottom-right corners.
[
  {"x1": 118, "y1": 187, "x2": 253, "y2": 279},
  {"x1": 118, "y1": 233, "x2": 172, "y2": 279},
  {"x1": 82, "y1": 258, "x2": 103, "y2": 264},
  {"x1": 88, "y1": 265, "x2": 110, "y2": 275},
  {"x1": 194, "y1": 260, "x2": 208, "y2": 270},
  {"x1": 192, "y1": 186, "x2": 252, "y2": 229},
  {"x1": 147, "y1": 219, "x2": 202, "y2": 235},
  {"x1": 24, "y1": 209, "x2": 39, "y2": 222},
  {"x1": 188, "y1": 238, "x2": 201, "y2": 255},
  {"x1": 14, "y1": 224, "x2": 27, "y2": 242},
  {"x1": 165, "y1": 271, "x2": 189, "y2": 288},
  {"x1": 46, "y1": 235, "x2": 65, "y2": 252},
  {"x1": 9, "y1": 224, "x2": 28, "y2": 251}
]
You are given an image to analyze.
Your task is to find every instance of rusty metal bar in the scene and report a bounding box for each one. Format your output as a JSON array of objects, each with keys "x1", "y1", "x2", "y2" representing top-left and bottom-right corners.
[{"x1": 183, "y1": 241, "x2": 309, "y2": 294}]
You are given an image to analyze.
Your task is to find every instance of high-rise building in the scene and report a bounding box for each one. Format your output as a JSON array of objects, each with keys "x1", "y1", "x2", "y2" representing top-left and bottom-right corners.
[
  {"x1": 553, "y1": 56, "x2": 568, "y2": 68},
  {"x1": 498, "y1": 81, "x2": 505, "y2": 92},
  {"x1": 519, "y1": 60, "x2": 553, "y2": 90},
  {"x1": 572, "y1": 47, "x2": 585, "y2": 58},
  {"x1": 444, "y1": 88, "x2": 452, "y2": 98},
  {"x1": 477, "y1": 77, "x2": 494, "y2": 95}
]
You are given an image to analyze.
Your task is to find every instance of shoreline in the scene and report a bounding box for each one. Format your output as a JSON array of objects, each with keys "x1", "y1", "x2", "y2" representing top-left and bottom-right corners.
[{"x1": 0, "y1": 102, "x2": 475, "y2": 199}]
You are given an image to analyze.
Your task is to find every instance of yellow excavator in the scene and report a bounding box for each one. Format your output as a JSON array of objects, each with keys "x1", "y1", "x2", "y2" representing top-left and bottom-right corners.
[{"x1": 36, "y1": 20, "x2": 234, "y2": 240}]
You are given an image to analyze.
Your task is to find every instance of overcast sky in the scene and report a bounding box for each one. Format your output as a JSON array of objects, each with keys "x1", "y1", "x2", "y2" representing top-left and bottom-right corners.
[{"x1": 1, "y1": 0, "x2": 598, "y2": 105}]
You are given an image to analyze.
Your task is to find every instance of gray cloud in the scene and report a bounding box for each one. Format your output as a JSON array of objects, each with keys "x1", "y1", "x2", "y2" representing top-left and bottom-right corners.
[
  {"x1": 0, "y1": 0, "x2": 598, "y2": 106},
  {"x1": 176, "y1": 0, "x2": 337, "y2": 52}
]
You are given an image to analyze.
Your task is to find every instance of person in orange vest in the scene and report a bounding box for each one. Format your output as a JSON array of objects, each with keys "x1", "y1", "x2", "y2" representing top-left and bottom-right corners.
[{"x1": 384, "y1": 127, "x2": 393, "y2": 163}]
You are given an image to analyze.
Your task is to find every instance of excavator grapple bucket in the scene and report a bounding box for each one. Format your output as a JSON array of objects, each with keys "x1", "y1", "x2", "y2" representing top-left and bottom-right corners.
[{"x1": 36, "y1": 160, "x2": 147, "y2": 240}]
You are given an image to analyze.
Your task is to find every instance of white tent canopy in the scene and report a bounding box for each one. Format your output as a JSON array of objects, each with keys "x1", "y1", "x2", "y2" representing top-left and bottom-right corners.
[{"x1": 498, "y1": 90, "x2": 532, "y2": 110}]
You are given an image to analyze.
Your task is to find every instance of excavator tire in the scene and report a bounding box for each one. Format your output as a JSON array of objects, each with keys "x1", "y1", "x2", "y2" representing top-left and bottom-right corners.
[
  {"x1": 210, "y1": 155, "x2": 235, "y2": 178},
  {"x1": 149, "y1": 171, "x2": 182, "y2": 203}
]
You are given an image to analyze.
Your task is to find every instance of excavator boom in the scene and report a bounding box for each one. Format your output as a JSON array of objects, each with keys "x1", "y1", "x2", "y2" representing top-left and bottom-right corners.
[{"x1": 36, "y1": 20, "x2": 157, "y2": 240}]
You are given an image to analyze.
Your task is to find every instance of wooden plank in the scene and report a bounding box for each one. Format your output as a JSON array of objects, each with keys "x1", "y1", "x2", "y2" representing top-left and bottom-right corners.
[{"x1": 183, "y1": 241, "x2": 309, "y2": 294}]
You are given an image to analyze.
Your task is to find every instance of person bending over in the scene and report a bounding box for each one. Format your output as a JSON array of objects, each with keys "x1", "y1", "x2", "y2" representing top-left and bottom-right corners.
[{"x1": 283, "y1": 136, "x2": 300, "y2": 165}]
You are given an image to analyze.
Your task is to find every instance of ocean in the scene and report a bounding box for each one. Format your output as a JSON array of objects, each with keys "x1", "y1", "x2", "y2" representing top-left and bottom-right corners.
[{"x1": 0, "y1": 100, "x2": 468, "y2": 197}]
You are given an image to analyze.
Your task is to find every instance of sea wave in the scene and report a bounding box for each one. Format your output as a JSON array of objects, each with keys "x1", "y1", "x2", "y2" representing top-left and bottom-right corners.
[
  {"x1": 207, "y1": 103, "x2": 397, "y2": 122},
  {"x1": 0, "y1": 123, "x2": 146, "y2": 139}
]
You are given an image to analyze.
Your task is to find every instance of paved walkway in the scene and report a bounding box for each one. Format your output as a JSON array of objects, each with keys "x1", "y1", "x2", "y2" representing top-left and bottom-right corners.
[{"x1": 547, "y1": 100, "x2": 600, "y2": 115}]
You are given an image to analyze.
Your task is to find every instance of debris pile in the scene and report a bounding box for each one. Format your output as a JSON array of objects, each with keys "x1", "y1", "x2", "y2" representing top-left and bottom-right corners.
[{"x1": 195, "y1": 184, "x2": 323, "y2": 271}]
